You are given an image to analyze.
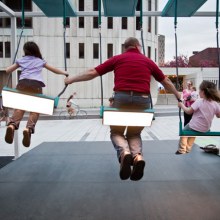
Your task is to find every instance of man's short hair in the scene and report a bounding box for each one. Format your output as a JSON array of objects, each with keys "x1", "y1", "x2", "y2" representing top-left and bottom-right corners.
[{"x1": 124, "y1": 37, "x2": 140, "y2": 50}]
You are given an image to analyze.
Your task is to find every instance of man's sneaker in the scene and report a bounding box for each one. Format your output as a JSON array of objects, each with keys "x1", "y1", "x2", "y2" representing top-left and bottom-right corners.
[
  {"x1": 130, "y1": 154, "x2": 145, "y2": 181},
  {"x1": 119, "y1": 151, "x2": 132, "y2": 180},
  {"x1": 22, "y1": 129, "x2": 31, "y2": 147},
  {"x1": 5, "y1": 125, "x2": 15, "y2": 144}
]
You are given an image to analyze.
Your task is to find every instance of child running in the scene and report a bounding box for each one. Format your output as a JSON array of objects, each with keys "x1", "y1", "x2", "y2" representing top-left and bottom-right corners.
[
  {"x1": 176, "y1": 80, "x2": 220, "y2": 155},
  {"x1": 4, "y1": 41, "x2": 68, "y2": 147}
]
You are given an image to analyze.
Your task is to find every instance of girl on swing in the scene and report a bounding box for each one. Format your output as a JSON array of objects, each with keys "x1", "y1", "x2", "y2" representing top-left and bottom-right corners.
[
  {"x1": 4, "y1": 41, "x2": 68, "y2": 147},
  {"x1": 176, "y1": 80, "x2": 220, "y2": 154}
]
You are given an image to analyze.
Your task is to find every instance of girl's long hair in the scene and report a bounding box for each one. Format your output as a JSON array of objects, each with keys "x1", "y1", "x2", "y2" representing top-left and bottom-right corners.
[
  {"x1": 23, "y1": 41, "x2": 43, "y2": 59},
  {"x1": 199, "y1": 80, "x2": 220, "y2": 102}
]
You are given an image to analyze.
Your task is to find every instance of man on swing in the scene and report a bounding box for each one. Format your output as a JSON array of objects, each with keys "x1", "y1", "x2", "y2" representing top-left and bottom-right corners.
[{"x1": 65, "y1": 37, "x2": 181, "y2": 181}]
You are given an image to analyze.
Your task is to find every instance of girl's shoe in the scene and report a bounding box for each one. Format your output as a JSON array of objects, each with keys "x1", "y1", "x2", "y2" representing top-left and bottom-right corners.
[
  {"x1": 5, "y1": 125, "x2": 15, "y2": 144},
  {"x1": 22, "y1": 128, "x2": 31, "y2": 147}
]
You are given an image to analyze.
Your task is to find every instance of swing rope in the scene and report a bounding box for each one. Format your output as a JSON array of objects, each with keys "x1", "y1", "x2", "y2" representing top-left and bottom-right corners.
[
  {"x1": 173, "y1": 0, "x2": 183, "y2": 127},
  {"x1": 57, "y1": 0, "x2": 68, "y2": 98},
  {"x1": 4, "y1": 0, "x2": 69, "y2": 110}
]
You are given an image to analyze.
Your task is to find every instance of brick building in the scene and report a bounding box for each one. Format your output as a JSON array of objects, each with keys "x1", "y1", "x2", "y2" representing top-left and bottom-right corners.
[{"x1": 189, "y1": 48, "x2": 220, "y2": 67}]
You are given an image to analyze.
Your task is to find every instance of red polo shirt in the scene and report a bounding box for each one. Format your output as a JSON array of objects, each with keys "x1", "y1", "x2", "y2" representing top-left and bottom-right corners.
[{"x1": 95, "y1": 48, "x2": 165, "y2": 94}]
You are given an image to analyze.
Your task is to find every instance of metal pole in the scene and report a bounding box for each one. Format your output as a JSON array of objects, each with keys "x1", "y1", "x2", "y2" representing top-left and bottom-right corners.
[
  {"x1": 216, "y1": 0, "x2": 220, "y2": 89},
  {"x1": 11, "y1": 16, "x2": 19, "y2": 160},
  {"x1": 0, "y1": 11, "x2": 220, "y2": 18},
  {"x1": 98, "y1": 0, "x2": 104, "y2": 117}
]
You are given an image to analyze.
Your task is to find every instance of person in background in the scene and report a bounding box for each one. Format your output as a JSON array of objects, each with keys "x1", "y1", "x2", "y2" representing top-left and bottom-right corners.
[
  {"x1": 182, "y1": 80, "x2": 194, "y2": 126},
  {"x1": 108, "y1": 97, "x2": 114, "y2": 107},
  {"x1": 191, "y1": 86, "x2": 199, "y2": 101},
  {"x1": 176, "y1": 80, "x2": 220, "y2": 155},
  {"x1": 4, "y1": 41, "x2": 68, "y2": 147},
  {"x1": 66, "y1": 92, "x2": 77, "y2": 116},
  {"x1": 65, "y1": 37, "x2": 181, "y2": 181}
]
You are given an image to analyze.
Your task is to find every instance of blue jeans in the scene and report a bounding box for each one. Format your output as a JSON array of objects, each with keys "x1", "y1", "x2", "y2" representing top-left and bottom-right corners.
[{"x1": 110, "y1": 92, "x2": 151, "y2": 161}]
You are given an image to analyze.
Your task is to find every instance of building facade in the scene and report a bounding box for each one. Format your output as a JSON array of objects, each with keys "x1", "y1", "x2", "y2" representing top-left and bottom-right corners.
[{"x1": 0, "y1": 0, "x2": 160, "y2": 108}]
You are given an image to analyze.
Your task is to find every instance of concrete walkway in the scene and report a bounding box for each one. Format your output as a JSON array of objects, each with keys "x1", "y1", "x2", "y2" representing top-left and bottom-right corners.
[{"x1": 0, "y1": 105, "x2": 219, "y2": 158}]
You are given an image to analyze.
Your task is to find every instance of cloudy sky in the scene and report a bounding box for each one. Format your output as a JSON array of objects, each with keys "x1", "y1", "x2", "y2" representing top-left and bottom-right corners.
[{"x1": 158, "y1": 0, "x2": 217, "y2": 62}]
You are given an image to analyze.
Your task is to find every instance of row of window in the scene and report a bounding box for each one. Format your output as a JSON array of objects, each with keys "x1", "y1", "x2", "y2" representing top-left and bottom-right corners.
[
  {"x1": 0, "y1": 0, "x2": 32, "y2": 28},
  {"x1": 0, "y1": 41, "x2": 10, "y2": 58},
  {"x1": 78, "y1": 16, "x2": 152, "y2": 32},
  {"x1": 0, "y1": 16, "x2": 153, "y2": 33},
  {"x1": 0, "y1": 0, "x2": 154, "y2": 33},
  {"x1": 55, "y1": 43, "x2": 154, "y2": 60},
  {"x1": 0, "y1": 41, "x2": 154, "y2": 61}
]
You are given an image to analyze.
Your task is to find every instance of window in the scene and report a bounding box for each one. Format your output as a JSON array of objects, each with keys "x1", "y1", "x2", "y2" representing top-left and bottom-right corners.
[
  {"x1": 66, "y1": 43, "x2": 70, "y2": 58},
  {"x1": 121, "y1": 17, "x2": 127, "y2": 29},
  {"x1": 148, "y1": 0, "x2": 152, "y2": 11},
  {"x1": 18, "y1": 17, "x2": 32, "y2": 28},
  {"x1": 148, "y1": 17, "x2": 151, "y2": 32},
  {"x1": 4, "y1": 0, "x2": 32, "y2": 11},
  {"x1": 107, "y1": 44, "x2": 113, "y2": 58},
  {"x1": 0, "y1": 18, "x2": 10, "y2": 28},
  {"x1": 93, "y1": 17, "x2": 98, "y2": 28},
  {"x1": 79, "y1": 43, "x2": 84, "y2": 59},
  {"x1": 93, "y1": 43, "x2": 99, "y2": 59},
  {"x1": 136, "y1": 0, "x2": 141, "y2": 11},
  {"x1": 93, "y1": 0, "x2": 98, "y2": 11},
  {"x1": 0, "y1": 70, "x2": 12, "y2": 91},
  {"x1": 65, "y1": 18, "x2": 70, "y2": 28},
  {"x1": 148, "y1": 46, "x2": 151, "y2": 59},
  {"x1": 79, "y1": 0, "x2": 84, "y2": 11},
  {"x1": 79, "y1": 17, "x2": 84, "y2": 28},
  {"x1": 121, "y1": 44, "x2": 125, "y2": 53},
  {"x1": 5, "y1": 42, "x2": 10, "y2": 58},
  {"x1": 17, "y1": 70, "x2": 22, "y2": 82},
  {"x1": 108, "y1": 17, "x2": 113, "y2": 29},
  {"x1": 136, "y1": 17, "x2": 141, "y2": 30},
  {"x1": 0, "y1": 42, "x2": 3, "y2": 58}
]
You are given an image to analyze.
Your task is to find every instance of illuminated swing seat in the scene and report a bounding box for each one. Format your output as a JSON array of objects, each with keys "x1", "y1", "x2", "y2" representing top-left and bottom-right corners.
[
  {"x1": 2, "y1": 86, "x2": 59, "y2": 115},
  {"x1": 102, "y1": 107, "x2": 154, "y2": 127}
]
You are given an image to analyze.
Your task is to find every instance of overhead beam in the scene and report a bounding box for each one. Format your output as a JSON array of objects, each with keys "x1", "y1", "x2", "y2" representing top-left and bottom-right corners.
[
  {"x1": 0, "y1": 2, "x2": 15, "y2": 17},
  {"x1": 0, "y1": 11, "x2": 219, "y2": 18}
]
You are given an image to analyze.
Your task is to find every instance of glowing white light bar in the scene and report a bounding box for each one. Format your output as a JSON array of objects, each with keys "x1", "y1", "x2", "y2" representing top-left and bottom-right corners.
[
  {"x1": 2, "y1": 90, "x2": 54, "y2": 115},
  {"x1": 103, "y1": 111, "x2": 154, "y2": 126}
]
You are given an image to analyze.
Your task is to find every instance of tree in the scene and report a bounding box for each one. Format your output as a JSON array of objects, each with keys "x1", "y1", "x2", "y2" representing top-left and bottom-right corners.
[{"x1": 161, "y1": 55, "x2": 189, "y2": 67}]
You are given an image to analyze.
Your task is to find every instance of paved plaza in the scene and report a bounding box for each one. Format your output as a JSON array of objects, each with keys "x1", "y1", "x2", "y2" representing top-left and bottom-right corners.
[
  {"x1": 0, "y1": 105, "x2": 219, "y2": 158},
  {"x1": 0, "y1": 105, "x2": 220, "y2": 220}
]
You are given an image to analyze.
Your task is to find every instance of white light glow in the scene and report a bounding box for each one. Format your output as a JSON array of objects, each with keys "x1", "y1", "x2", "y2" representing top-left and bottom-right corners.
[
  {"x1": 103, "y1": 111, "x2": 154, "y2": 126},
  {"x1": 2, "y1": 90, "x2": 54, "y2": 115}
]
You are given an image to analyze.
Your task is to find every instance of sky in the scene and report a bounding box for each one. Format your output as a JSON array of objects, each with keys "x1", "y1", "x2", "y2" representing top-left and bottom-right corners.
[{"x1": 158, "y1": 0, "x2": 218, "y2": 62}]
